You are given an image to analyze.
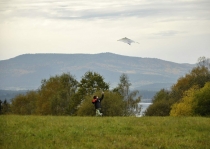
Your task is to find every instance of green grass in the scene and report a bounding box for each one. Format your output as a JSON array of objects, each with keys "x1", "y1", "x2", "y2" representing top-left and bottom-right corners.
[{"x1": 0, "y1": 116, "x2": 210, "y2": 149}]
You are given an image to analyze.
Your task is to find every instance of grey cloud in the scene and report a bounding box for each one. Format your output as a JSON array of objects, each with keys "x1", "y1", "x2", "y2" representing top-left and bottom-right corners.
[{"x1": 0, "y1": 0, "x2": 210, "y2": 21}]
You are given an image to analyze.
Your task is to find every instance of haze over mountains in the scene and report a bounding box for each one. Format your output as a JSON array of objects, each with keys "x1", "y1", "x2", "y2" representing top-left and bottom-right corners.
[{"x1": 0, "y1": 53, "x2": 195, "y2": 91}]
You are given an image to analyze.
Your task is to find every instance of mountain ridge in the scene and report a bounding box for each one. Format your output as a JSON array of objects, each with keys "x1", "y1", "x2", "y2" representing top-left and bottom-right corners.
[{"x1": 0, "y1": 52, "x2": 195, "y2": 90}]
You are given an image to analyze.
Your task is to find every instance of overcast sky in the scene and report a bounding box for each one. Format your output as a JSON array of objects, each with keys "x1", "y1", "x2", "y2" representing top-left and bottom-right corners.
[{"x1": 0, "y1": 0, "x2": 210, "y2": 64}]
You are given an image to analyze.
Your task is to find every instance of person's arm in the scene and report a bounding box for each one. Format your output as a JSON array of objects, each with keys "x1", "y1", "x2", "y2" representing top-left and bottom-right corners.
[{"x1": 99, "y1": 92, "x2": 104, "y2": 101}]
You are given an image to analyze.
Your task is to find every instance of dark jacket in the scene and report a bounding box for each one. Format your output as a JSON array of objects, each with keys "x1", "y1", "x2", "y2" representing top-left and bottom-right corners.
[{"x1": 92, "y1": 94, "x2": 104, "y2": 109}]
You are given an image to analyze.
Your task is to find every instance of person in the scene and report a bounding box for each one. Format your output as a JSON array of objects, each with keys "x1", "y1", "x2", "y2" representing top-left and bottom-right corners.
[{"x1": 92, "y1": 92, "x2": 104, "y2": 116}]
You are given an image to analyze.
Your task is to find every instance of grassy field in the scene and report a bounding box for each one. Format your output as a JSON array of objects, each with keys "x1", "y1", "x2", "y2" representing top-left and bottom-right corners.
[{"x1": 0, "y1": 115, "x2": 210, "y2": 149}]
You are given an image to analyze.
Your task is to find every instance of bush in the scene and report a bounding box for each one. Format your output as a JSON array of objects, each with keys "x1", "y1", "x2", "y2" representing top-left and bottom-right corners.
[
  {"x1": 144, "y1": 89, "x2": 171, "y2": 116},
  {"x1": 170, "y1": 86, "x2": 198, "y2": 116}
]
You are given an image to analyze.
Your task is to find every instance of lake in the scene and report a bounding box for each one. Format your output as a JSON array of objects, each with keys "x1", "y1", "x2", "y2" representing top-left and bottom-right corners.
[{"x1": 137, "y1": 99, "x2": 152, "y2": 117}]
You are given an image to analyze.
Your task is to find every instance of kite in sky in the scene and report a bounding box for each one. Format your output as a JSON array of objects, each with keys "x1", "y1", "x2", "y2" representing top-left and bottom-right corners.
[{"x1": 117, "y1": 37, "x2": 139, "y2": 45}]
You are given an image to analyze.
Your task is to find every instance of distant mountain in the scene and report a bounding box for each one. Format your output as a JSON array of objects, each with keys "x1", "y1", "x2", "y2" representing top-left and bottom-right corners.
[
  {"x1": 0, "y1": 52, "x2": 195, "y2": 91},
  {"x1": 0, "y1": 90, "x2": 28, "y2": 102}
]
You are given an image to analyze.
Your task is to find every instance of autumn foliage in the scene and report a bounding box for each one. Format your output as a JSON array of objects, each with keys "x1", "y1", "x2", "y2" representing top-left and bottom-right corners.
[{"x1": 145, "y1": 57, "x2": 210, "y2": 116}]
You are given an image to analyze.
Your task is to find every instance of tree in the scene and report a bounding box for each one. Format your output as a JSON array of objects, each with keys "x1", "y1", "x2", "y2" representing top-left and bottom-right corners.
[
  {"x1": 36, "y1": 73, "x2": 78, "y2": 115},
  {"x1": 144, "y1": 89, "x2": 171, "y2": 116},
  {"x1": 170, "y1": 86, "x2": 199, "y2": 116},
  {"x1": 1, "y1": 100, "x2": 10, "y2": 114},
  {"x1": 197, "y1": 56, "x2": 210, "y2": 69},
  {"x1": 26, "y1": 91, "x2": 38, "y2": 114},
  {"x1": 11, "y1": 94, "x2": 29, "y2": 114},
  {"x1": 102, "y1": 91, "x2": 125, "y2": 116},
  {"x1": 77, "y1": 71, "x2": 109, "y2": 99},
  {"x1": 194, "y1": 82, "x2": 210, "y2": 116},
  {"x1": 170, "y1": 82, "x2": 210, "y2": 116},
  {"x1": 144, "y1": 100, "x2": 171, "y2": 116},
  {"x1": 36, "y1": 76, "x2": 60, "y2": 115},
  {"x1": 114, "y1": 73, "x2": 131, "y2": 100},
  {"x1": 113, "y1": 73, "x2": 141, "y2": 116},
  {"x1": 11, "y1": 91, "x2": 38, "y2": 115},
  {"x1": 171, "y1": 64, "x2": 210, "y2": 101}
]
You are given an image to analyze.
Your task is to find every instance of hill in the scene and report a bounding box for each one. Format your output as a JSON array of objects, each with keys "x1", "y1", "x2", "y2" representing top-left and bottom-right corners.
[{"x1": 0, "y1": 52, "x2": 194, "y2": 91}]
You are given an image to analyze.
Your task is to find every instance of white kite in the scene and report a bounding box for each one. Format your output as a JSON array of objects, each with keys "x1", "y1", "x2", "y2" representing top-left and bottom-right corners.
[{"x1": 117, "y1": 37, "x2": 139, "y2": 45}]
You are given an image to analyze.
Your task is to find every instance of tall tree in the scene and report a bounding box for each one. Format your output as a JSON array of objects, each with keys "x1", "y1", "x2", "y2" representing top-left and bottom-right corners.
[
  {"x1": 115, "y1": 73, "x2": 131, "y2": 100},
  {"x1": 36, "y1": 73, "x2": 78, "y2": 115},
  {"x1": 77, "y1": 71, "x2": 109, "y2": 99},
  {"x1": 113, "y1": 73, "x2": 141, "y2": 116}
]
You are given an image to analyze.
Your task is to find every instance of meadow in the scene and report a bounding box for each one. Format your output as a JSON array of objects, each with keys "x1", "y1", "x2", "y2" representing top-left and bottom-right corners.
[{"x1": 0, "y1": 115, "x2": 210, "y2": 149}]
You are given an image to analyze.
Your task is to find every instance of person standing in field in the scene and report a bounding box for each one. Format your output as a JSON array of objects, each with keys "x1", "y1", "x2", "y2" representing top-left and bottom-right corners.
[{"x1": 92, "y1": 92, "x2": 104, "y2": 116}]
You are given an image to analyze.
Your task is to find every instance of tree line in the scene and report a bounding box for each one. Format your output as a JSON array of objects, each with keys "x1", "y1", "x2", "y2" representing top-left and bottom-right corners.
[
  {"x1": 144, "y1": 57, "x2": 210, "y2": 116},
  {"x1": 0, "y1": 72, "x2": 140, "y2": 116},
  {"x1": 1, "y1": 57, "x2": 209, "y2": 117}
]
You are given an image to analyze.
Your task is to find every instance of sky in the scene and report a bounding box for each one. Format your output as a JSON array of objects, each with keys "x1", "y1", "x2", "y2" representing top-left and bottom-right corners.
[{"x1": 0, "y1": 0, "x2": 210, "y2": 64}]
